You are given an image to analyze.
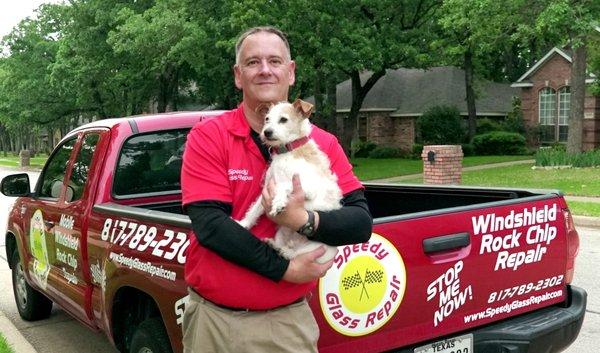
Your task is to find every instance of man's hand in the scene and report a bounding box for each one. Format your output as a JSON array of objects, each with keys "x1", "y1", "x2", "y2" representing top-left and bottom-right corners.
[
  {"x1": 262, "y1": 174, "x2": 317, "y2": 230},
  {"x1": 282, "y1": 246, "x2": 334, "y2": 283}
]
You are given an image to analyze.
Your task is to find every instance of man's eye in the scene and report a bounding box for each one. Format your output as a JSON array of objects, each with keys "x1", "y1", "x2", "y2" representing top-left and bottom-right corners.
[
  {"x1": 279, "y1": 117, "x2": 288, "y2": 123},
  {"x1": 246, "y1": 60, "x2": 259, "y2": 66},
  {"x1": 270, "y1": 59, "x2": 283, "y2": 65}
]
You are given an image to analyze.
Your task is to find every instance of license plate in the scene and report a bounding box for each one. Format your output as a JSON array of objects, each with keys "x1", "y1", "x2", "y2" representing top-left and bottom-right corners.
[{"x1": 414, "y1": 334, "x2": 473, "y2": 353}]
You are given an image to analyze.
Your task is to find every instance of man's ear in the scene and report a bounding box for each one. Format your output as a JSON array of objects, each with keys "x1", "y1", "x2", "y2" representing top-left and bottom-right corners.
[
  {"x1": 256, "y1": 102, "x2": 274, "y2": 117},
  {"x1": 292, "y1": 99, "x2": 313, "y2": 119}
]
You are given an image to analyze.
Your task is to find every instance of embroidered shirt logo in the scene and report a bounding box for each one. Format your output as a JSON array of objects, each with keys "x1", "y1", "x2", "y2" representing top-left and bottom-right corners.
[{"x1": 228, "y1": 169, "x2": 253, "y2": 181}]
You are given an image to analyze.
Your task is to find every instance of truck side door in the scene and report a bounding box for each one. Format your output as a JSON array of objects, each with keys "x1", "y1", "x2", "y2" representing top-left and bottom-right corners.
[{"x1": 24, "y1": 131, "x2": 102, "y2": 328}]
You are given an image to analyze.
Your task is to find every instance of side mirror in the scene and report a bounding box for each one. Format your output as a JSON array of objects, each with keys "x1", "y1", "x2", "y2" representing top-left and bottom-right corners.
[{"x1": 1, "y1": 173, "x2": 31, "y2": 197}]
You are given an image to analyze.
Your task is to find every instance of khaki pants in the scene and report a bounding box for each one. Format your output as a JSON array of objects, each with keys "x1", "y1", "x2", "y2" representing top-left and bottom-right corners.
[{"x1": 182, "y1": 288, "x2": 319, "y2": 353}]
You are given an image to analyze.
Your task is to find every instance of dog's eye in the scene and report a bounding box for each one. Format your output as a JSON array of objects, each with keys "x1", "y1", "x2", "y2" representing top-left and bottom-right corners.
[
  {"x1": 265, "y1": 117, "x2": 270, "y2": 122},
  {"x1": 279, "y1": 117, "x2": 288, "y2": 123}
]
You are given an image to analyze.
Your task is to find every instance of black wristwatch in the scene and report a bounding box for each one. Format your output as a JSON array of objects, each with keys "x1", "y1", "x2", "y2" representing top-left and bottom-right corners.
[{"x1": 297, "y1": 210, "x2": 316, "y2": 238}]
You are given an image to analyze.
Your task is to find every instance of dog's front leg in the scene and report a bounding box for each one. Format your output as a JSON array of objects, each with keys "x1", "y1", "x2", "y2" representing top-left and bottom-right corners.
[
  {"x1": 269, "y1": 181, "x2": 292, "y2": 217},
  {"x1": 237, "y1": 196, "x2": 264, "y2": 229}
]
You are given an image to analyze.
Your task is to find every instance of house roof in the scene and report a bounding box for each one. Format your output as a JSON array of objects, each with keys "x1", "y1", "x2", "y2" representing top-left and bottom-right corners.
[
  {"x1": 511, "y1": 46, "x2": 597, "y2": 87},
  {"x1": 335, "y1": 66, "x2": 518, "y2": 116}
]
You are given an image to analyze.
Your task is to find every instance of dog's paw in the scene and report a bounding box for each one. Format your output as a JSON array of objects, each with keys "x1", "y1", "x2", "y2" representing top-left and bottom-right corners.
[{"x1": 269, "y1": 203, "x2": 286, "y2": 217}]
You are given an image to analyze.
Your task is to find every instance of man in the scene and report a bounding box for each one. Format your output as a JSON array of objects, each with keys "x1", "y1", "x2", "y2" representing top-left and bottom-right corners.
[{"x1": 181, "y1": 26, "x2": 372, "y2": 353}]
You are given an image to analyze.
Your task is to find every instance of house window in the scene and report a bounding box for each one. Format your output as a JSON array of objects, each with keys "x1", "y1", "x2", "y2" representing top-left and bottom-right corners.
[
  {"x1": 558, "y1": 87, "x2": 570, "y2": 142},
  {"x1": 539, "y1": 87, "x2": 569, "y2": 143}
]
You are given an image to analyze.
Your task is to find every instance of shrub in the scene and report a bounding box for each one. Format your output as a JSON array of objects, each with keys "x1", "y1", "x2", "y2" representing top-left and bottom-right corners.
[
  {"x1": 353, "y1": 140, "x2": 378, "y2": 158},
  {"x1": 368, "y1": 146, "x2": 403, "y2": 159},
  {"x1": 472, "y1": 131, "x2": 527, "y2": 155},
  {"x1": 535, "y1": 147, "x2": 600, "y2": 167},
  {"x1": 477, "y1": 118, "x2": 503, "y2": 134},
  {"x1": 417, "y1": 105, "x2": 464, "y2": 144},
  {"x1": 461, "y1": 143, "x2": 475, "y2": 157},
  {"x1": 502, "y1": 97, "x2": 526, "y2": 134},
  {"x1": 411, "y1": 143, "x2": 424, "y2": 158}
]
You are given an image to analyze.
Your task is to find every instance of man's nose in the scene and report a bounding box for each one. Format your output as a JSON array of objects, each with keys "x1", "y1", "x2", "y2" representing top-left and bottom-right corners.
[
  {"x1": 264, "y1": 129, "x2": 273, "y2": 138},
  {"x1": 258, "y1": 59, "x2": 272, "y2": 74}
]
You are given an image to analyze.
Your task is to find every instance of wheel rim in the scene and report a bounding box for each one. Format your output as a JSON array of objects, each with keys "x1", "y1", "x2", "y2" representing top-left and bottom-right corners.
[{"x1": 14, "y1": 261, "x2": 28, "y2": 309}]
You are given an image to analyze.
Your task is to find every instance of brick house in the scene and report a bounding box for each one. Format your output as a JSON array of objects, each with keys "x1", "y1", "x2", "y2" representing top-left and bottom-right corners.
[
  {"x1": 511, "y1": 47, "x2": 599, "y2": 150},
  {"x1": 334, "y1": 66, "x2": 518, "y2": 152}
]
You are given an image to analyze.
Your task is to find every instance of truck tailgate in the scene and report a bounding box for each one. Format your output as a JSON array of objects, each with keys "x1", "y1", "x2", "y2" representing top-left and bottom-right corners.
[{"x1": 313, "y1": 197, "x2": 568, "y2": 353}]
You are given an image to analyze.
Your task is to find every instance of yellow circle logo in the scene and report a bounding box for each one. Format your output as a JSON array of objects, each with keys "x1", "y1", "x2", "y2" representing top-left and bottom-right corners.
[
  {"x1": 319, "y1": 233, "x2": 406, "y2": 336},
  {"x1": 339, "y1": 256, "x2": 387, "y2": 313}
]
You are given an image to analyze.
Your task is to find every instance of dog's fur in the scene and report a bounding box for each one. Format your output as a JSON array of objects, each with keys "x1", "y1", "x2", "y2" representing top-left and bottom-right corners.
[{"x1": 237, "y1": 99, "x2": 341, "y2": 263}]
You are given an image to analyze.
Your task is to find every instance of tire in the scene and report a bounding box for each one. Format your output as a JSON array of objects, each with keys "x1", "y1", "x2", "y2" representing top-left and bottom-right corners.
[
  {"x1": 11, "y1": 249, "x2": 53, "y2": 321},
  {"x1": 129, "y1": 317, "x2": 173, "y2": 353}
]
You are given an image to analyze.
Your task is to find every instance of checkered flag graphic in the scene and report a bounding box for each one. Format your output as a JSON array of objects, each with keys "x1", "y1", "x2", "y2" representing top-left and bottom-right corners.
[
  {"x1": 365, "y1": 269, "x2": 384, "y2": 284},
  {"x1": 341, "y1": 272, "x2": 362, "y2": 290}
]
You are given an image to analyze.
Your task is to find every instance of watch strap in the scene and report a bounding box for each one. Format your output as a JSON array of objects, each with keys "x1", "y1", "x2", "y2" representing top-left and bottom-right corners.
[{"x1": 297, "y1": 210, "x2": 316, "y2": 238}]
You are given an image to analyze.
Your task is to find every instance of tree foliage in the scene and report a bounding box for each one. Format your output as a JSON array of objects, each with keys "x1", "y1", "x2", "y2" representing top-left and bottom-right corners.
[{"x1": 0, "y1": 0, "x2": 597, "y2": 155}]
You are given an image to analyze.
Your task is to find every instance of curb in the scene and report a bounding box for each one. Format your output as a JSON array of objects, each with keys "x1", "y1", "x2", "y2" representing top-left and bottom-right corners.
[
  {"x1": 0, "y1": 310, "x2": 38, "y2": 353},
  {"x1": 573, "y1": 215, "x2": 600, "y2": 229}
]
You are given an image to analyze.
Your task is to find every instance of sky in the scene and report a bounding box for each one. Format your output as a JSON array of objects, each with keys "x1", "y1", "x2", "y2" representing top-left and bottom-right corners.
[{"x1": 0, "y1": 0, "x2": 63, "y2": 39}]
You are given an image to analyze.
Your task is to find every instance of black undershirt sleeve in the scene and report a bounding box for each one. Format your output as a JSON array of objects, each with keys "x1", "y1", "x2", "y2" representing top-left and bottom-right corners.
[
  {"x1": 186, "y1": 201, "x2": 289, "y2": 282},
  {"x1": 313, "y1": 189, "x2": 373, "y2": 246},
  {"x1": 186, "y1": 189, "x2": 372, "y2": 282}
]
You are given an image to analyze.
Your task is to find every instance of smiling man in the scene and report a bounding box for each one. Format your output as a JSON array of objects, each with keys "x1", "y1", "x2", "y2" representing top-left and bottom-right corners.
[{"x1": 181, "y1": 26, "x2": 372, "y2": 353}]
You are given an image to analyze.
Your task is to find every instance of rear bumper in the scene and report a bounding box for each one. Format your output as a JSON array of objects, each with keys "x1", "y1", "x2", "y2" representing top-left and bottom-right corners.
[{"x1": 393, "y1": 285, "x2": 587, "y2": 353}]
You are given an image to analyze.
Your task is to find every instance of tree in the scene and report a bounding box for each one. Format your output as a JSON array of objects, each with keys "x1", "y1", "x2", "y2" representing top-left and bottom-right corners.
[
  {"x1": 536, "y1": 0, "x2": 600, "y2": 153},
  {"x1": 107, "y1": 0, "x2": 207, "y2": 113}
]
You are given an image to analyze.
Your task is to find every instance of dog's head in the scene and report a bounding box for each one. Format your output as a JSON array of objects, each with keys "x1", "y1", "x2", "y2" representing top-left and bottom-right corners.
[{"x1": 259, "y1": 99, "x2": 313, "y2": 146}]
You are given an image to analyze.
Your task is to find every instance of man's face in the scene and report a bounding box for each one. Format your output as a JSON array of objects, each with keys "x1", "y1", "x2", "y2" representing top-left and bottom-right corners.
[{"x1": 234, "y1": 32, "x2": 296, "y2": 110}]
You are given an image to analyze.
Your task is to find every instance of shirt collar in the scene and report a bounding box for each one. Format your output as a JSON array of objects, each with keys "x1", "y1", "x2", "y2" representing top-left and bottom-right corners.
[{"x1": 225, "y1": 103, "x2": 252, "y2": 137}]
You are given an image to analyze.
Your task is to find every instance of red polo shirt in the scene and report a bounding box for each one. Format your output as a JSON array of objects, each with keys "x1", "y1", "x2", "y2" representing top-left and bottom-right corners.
[{"x1": 181, "y1": 104, "x2": 363, "y2": 310}]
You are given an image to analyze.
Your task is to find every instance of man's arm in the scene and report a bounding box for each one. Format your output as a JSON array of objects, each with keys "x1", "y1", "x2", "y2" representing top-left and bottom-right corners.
[
  {"x1": 313, "y1": 189, "x2": 372, "y2": 246},
  {"x1": 186, "y1": 201, "x2": 289, "y2": 282}
]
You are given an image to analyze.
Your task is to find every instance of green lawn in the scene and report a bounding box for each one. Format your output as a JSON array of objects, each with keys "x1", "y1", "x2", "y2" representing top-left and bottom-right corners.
[
  {"x1": 0, "y1": 155, "x2": 47, "y2": 168},
  {"x1": 352, "y1": 155, "x2": 532, "y2": 181},
  {"x1": 0, "y1": 333, "x2": 15, "y2": 353},
  {"x1": 401, "y1": 164, "x2": 600, "y2": 196}
]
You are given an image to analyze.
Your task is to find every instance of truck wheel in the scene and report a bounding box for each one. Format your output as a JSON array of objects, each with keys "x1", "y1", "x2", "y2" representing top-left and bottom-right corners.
[
  {"x1": 129, "y1": 317, "x2": 173, "y2": 353},
  {"x1": 11, "y1": 249, "x2": 53, "y2": 321}
]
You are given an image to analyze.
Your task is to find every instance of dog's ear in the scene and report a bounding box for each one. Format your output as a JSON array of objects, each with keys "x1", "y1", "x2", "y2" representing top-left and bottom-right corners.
[
  {"x1": 292, "y1": 99, "x2": 313, "y2": 119},
  {"x1": 256, "y1": 102, "x2": 274, "y2": 117}
]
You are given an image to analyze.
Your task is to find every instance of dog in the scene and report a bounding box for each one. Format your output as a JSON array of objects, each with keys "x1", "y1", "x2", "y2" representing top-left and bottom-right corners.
[{"x1": 237, "y1": 99, "x2": 341, "y2": 263}]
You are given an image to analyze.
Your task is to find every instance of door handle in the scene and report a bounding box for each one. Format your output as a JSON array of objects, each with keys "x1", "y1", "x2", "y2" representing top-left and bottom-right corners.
[{"x1": 423, "y1": 232, "x2": 470, "y2": 254}]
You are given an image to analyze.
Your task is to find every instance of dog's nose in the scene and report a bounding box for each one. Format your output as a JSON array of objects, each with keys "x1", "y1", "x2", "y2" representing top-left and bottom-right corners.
[{"x1": 264, "y1": 129, "x2": 273, "y2": 138}]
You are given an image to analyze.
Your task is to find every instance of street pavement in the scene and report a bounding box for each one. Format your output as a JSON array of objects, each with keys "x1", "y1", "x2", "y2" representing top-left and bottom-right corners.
[{"x1": 0, "y1": 165, "x2": 598, "y2": 352}]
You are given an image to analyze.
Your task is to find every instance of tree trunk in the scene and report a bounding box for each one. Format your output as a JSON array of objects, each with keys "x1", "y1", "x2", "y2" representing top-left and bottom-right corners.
[
  {"x1": 464, "y1": 48, "x2": 477, "y2": 140},
  {"x1": 342, "y1": 69, "x2": 386, "y2": 157},
  {"x1": 567, "y1": 42, "x2": 586, "y2": 153}
]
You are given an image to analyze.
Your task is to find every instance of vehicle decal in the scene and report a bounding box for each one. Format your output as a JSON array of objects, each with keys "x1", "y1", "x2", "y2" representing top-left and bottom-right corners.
[
  {"x1": 426, "y1": 261, "x2": 473, "y2": 327},
  {"x1": 319, "y1": 233, "x2": 406, "y2": 336},
  {"x1": 108, "y1": 252, "x2": 177, "y2": 281},
  {"x1": 90, "y1": 259, "x2": 107, "y2": 291},
  {"x1": 29, "y1": 209, "x2": 50, "y2": 289},
  {"x1": 175, "y1": 295, "x2": 190, "y2": 325},
  {"x1": 463, "y1": 289, "x2": 563, "y2": 324},
  {"x1": 472, "y1": 203, "x2": 558, "y2": 271},
  {"x1": 486, "y1": 275, "x2": 564, "y2": 304},
  {"x1": 101, "y1": 218, "x2": 189, "y2": 264}
]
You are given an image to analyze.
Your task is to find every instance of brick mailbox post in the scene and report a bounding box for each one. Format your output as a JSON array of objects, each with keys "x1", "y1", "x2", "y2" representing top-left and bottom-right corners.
[{"x1": 421, "y1": 145, "x2": 463, "y2": 184}]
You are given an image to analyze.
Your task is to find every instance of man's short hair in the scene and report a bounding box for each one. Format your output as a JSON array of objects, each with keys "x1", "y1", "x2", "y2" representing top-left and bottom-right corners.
[{"x1": 235, "y1": 26, "x2": 291, "y2": 65}]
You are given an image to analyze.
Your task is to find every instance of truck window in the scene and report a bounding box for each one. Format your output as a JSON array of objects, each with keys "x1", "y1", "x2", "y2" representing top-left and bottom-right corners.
[
  {"x1": 39, "y1": 138, "x2": 77, "y2": 199},
  {"x1": 66, "y1": 133, "x2": 100, "y2": 202},
  {"x1": 113, "y1": 129, "x2": 188, "y2": 197}
]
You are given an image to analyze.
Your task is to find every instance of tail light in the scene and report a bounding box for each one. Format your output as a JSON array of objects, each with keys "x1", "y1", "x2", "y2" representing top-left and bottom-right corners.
[{"x1": 563, "y1": 209, "x2": 580, "y2": 283}]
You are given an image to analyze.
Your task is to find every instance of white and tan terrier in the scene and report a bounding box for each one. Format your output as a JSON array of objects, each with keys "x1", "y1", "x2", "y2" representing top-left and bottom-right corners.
[{"x1": 238, "y1": 99, "x2": 341, "y2": 263}]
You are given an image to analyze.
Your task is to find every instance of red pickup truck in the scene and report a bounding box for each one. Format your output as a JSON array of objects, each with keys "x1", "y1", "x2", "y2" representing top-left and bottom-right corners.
[{"x1": 1, "y1": 112, "x2": 586, "y2": 353}]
